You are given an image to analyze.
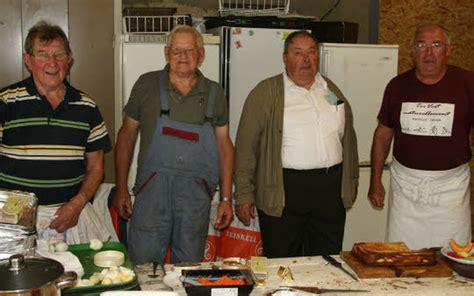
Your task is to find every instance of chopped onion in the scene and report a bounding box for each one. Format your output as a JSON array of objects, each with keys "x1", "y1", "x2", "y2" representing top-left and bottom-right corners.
[
  {"x1": 55, "y1": 242, "x2": 68, "y2": 252},
  {"x1": 90, "y1": 239, "x2": 103, "y2": 250}
]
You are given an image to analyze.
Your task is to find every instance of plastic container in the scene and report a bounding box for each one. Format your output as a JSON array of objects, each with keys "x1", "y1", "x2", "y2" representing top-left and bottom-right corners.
[
  {"x1": 181, "y1": 269, "x2": 254, "y2": 296},
  {"x1": 94, "y1": 250, "x2": 125, "y2": 268}
]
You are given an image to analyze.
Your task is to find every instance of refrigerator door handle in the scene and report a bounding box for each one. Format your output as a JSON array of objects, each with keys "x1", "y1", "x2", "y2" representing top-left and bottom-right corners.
[{"x1": 321, "y1": 49, "x2": 330, "y2": 76}]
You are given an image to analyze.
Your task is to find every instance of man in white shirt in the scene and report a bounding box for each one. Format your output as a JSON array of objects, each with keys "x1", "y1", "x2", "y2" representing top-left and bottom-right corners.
[{"x1": 234, "y1": 31, "x2": 359, "y2": 257}]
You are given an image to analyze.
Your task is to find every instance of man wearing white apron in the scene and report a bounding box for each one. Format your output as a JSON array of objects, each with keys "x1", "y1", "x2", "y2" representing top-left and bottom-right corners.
[{"x1": 369, "y1": 23, "x2": 474, "y2": 250}]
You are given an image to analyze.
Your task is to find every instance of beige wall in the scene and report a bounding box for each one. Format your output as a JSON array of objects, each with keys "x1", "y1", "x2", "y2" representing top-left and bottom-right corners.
[
  {"x1": 0, "y1": 0, "x2": 115, "y2": 183},
  {"x1": 69, "y1": 0, "x2": 115, "y2": 183}
]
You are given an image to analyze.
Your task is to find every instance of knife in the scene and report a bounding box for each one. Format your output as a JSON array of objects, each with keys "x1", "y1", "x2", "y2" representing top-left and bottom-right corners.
[
  {"x1": 271, "y1": 286, "x2": 370, "y2": 294},
  {"x1": 322, "y1": 254, "x2": 359, "y2": 281}
]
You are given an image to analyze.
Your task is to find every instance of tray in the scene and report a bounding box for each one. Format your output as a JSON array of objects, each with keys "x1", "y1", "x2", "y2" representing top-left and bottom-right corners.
[
  {"x1": 0, "y1": 188, "x2": 37, "y2": 230},
  {"x1": 62, "y1": 241, "x2": 138, "y2": 295},
  {"x1": 182, "y1": 269, "x2": 254, "y2": 296},
  {"x1": 340, "y1": 251, "x2": 452, "y2": 278}
]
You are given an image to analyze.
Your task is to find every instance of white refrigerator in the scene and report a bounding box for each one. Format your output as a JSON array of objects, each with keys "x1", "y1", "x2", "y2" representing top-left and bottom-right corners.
[
  {"x1": 215, "y1": 28, "x2": 399, "y2": 250},
  {"x1": 121, "y1": 34, "x2": 220, "y2": 188},
  {"x1": 319, "y1": 43, "x2": 398, "y2": 250},
  {"x1": 211, "y1": 26, "x2": 301, "y2": 141}
]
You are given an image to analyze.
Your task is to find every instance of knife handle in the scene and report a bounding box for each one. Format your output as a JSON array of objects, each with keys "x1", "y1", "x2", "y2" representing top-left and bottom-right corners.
[{"x1": 323, "y1": 254, "x2": 342, "y2": 267}]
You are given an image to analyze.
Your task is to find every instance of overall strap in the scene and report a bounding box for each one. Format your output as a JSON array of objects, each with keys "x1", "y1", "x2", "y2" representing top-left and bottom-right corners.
[
  {"x1": 205, "y1": 84, "x2": 217, "y2": 123},
  {"x1": 159, "y1": 72, "x2": 170, "y2": 117}
]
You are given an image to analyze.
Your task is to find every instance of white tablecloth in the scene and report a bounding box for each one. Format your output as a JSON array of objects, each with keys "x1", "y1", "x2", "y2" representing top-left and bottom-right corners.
[{"x1": 135, "y1": 256, "x2": 474, "y2": 295}]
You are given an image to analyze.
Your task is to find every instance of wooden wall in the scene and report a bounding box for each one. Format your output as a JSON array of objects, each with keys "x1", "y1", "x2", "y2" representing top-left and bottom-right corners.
[
  {"x1": 379, "y1": 0, "x2": 474, "y2": 237},
  {"x1": 379, "y1": 0, "x2": 474, "y2": 73}
]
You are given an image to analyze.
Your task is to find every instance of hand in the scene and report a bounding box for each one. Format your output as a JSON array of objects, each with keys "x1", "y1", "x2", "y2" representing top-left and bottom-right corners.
[
  {"x1": 214, "y1": 201, "x2": 233, "y2": 230},
  {"x1": 368, "y1": 181, "x2": 385, "y2": 209},
  {"x1": 112, "y1": 188, "x2": 133, "y2": 220},
  {"x1": 49, "y1": 200, "x2": 83, "y2": 233},
  {"x1": 235, "y1": 202, "x2": 255, "y2": 226}
]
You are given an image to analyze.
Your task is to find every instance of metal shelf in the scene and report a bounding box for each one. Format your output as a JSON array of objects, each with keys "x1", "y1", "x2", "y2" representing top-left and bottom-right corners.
[
  {"x1": 123, "y1": 15, "x2": 191, "y2": 34},
  {"x1": 218, "y1": 0, "x2": 290, "y2": 16}
]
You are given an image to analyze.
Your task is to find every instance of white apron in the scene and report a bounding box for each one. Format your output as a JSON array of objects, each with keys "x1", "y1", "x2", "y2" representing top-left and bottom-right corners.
[
  {"x1": 387, "y1": 159, "x2": 471, "y2": 250},
  {"x1": 37, "y1": 202, "x2": 112, "y2": 244}
]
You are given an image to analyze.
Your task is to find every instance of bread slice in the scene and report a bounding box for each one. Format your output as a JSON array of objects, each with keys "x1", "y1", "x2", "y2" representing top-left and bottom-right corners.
[{"x1": 352, "y1": 242, "x2": 436, "y2": 266}]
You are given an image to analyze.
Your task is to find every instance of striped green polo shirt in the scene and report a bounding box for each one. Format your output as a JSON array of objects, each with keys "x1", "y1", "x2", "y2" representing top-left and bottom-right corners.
[{"x1": 0, "y1": 77, "x2": 111, "y2": 205}]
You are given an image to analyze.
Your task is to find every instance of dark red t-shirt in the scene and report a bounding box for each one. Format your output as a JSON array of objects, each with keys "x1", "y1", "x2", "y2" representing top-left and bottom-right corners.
[{"x1": 377, "y1": 65, "x2": 474, "y2": 170}]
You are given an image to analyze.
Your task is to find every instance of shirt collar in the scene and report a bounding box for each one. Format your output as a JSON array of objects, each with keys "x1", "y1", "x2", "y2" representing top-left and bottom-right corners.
[
  {"x1": 164, "y1": 64, "x2": 207, "y2": 96},
  {"x1": 25, "y1": 76, "x2": 81, "y2": 102},
  {"x1": 283, "y1": 71, "x2": 327, "y2": 91}
]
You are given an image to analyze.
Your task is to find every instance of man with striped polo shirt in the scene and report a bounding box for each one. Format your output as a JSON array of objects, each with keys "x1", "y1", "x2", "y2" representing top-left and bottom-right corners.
[{"x1": 0, "y1": 21, "x2": 111, "y2": 244}]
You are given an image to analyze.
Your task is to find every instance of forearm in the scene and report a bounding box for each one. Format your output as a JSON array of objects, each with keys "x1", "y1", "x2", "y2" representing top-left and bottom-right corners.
[
  {"x1": 115, "y1": 126, "x2": 138, "y2": 192},
  {"x1": 370, "y1": 124, "x2": 393, "y2": 185},
  {"x1": 70, "y1": 152, "x2": 104, "y2": 210},
  {"x1": 215, "y1": 125, "x2": 234, "y2": 199},
  {"x1": 218, "y1": 141, "x2": 234, "y2": 199}
]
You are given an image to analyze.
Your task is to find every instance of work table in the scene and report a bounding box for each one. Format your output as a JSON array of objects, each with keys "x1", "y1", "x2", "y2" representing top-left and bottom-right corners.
[{"x1": 135, "y1": 256, "x2": 474, "y2": 295}]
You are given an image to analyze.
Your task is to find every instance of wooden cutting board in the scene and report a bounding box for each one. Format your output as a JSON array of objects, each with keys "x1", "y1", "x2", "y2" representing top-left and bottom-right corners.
[{"x1": 340, "y1": 251, "x2": 453, "y2": 278}]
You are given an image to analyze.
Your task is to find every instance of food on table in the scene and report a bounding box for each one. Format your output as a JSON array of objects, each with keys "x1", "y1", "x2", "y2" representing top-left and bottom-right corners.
[
  {"x1": 90, "y1": 238, "x2": 104, "y2": 250},
  {"x1": 0, "y1": 192, "x2": 36, "y2": 226},
  {"x1": 54, "y1": 242, "x2": 69, "y2": 252},
  {"x1": 351, "y1": 242, "x2": 436, "y2": 266},
  {"x1": 447, "y1": 239, "x2": 474, "y2": 260},
  {"x1": 196, "y1": 274, "x2": 247, "y2": 286},
  {"x1": 449, "y1": 239, "x2": 473, "y2": 254},
  {"x1": 2, "y1": 195, "x2": 29, "y2": 215},
  {"x1": 47, "y1": 242, "x2": 68, "y2": 253},
  {"x1": 75, "y1": 266, "x2": 135, "y2": 287}
]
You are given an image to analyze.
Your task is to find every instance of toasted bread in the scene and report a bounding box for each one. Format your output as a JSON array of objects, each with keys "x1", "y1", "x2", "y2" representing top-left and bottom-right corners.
[{"x1": 352, "y1": 242, "x2": 436, "y2": 266}]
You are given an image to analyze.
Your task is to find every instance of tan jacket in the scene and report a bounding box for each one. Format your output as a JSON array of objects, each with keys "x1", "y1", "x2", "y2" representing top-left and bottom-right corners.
[{"x1": 234, "y1": 74, "x2": 359, "y2": 217}]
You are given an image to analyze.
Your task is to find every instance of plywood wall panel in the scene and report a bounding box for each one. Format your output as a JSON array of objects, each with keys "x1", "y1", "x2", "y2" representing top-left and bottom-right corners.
[{"x1": 380, "y1": 0, "x2": 474, "y2": 73}]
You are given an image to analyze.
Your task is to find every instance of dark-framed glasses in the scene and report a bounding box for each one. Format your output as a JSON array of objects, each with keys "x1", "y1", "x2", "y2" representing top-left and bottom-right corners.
[
  {"x1": 167, "y1": 47, "x2": 198, "y2": 56},
  {"x1": 32, "y1": 51, "x2": 69, "y2": 62},
  {"x1": 414, "y1": 41, "x2": 446, "y2": 51}
]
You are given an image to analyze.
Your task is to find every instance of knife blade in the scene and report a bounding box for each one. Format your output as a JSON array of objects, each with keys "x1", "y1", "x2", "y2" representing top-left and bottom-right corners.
[
  {"x1": 275, "y1": 286, "x2": 370, "y2": 294},
  {"x1": 322, "y1": 254, "x2": 359, "y2": 281}
]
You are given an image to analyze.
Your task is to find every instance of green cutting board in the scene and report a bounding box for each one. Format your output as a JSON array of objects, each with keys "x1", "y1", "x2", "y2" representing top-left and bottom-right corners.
[{"x1": 62, "y1": 241, "x2": 139, "y2": 295}]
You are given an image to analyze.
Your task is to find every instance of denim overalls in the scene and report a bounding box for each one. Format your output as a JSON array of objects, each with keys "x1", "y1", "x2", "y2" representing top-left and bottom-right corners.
[{"x1": 128, "y1": 73, "x2": 219, "y2": 264}]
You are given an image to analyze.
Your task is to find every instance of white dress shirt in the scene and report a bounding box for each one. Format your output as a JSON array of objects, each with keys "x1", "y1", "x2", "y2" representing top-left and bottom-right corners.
[{"x1": 281, "y1": 72, "x2": 345, "y2": 170}]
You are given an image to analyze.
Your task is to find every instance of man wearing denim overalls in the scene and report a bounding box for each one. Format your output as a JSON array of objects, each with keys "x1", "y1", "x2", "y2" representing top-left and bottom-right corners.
[{"x1": 113, "y1": 25, "x2": 234, "y2": 264}]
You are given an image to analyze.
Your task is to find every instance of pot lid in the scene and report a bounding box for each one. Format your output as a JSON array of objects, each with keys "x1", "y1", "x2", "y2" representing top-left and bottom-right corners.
[{"x1": 0, "y1": 254, "x2": 64, "y2": 291}]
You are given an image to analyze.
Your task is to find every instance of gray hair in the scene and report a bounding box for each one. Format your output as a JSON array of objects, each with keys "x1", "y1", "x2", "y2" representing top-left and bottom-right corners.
[
  {"x1": 167, "y1": 25, "x2": 204, "y2": 49},
  {"x1": 414, "y1": 23, "x2": 451, "y2": 45},
  {"x1": 24, "y1": 21, "x2": 71, "y2": 55},
  {"x1": 283, "y1": 31, "x2": 318, "y2": 54}
]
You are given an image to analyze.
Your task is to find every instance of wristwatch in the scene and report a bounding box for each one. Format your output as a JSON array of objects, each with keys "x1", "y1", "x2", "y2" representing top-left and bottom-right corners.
[{"x1": 221, "y1": 196, "x2": 232, "y2": 203}]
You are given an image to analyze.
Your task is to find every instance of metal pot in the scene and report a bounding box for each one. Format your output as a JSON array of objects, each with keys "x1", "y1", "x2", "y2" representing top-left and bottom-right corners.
[{"x1": 0, "y1": 254, "x2": 77, "y2": 295}]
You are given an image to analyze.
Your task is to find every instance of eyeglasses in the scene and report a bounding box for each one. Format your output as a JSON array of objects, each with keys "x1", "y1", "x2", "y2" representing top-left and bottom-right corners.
[
  {"x1": 32, "y1": 51, "x2": 69, "y2": 62},
  {"x1": 414, "y1": 41, "x2": 446, "y2": 51},
  {"x1": 167, "y1": 47, "x2": 198, "y2": 56}
]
